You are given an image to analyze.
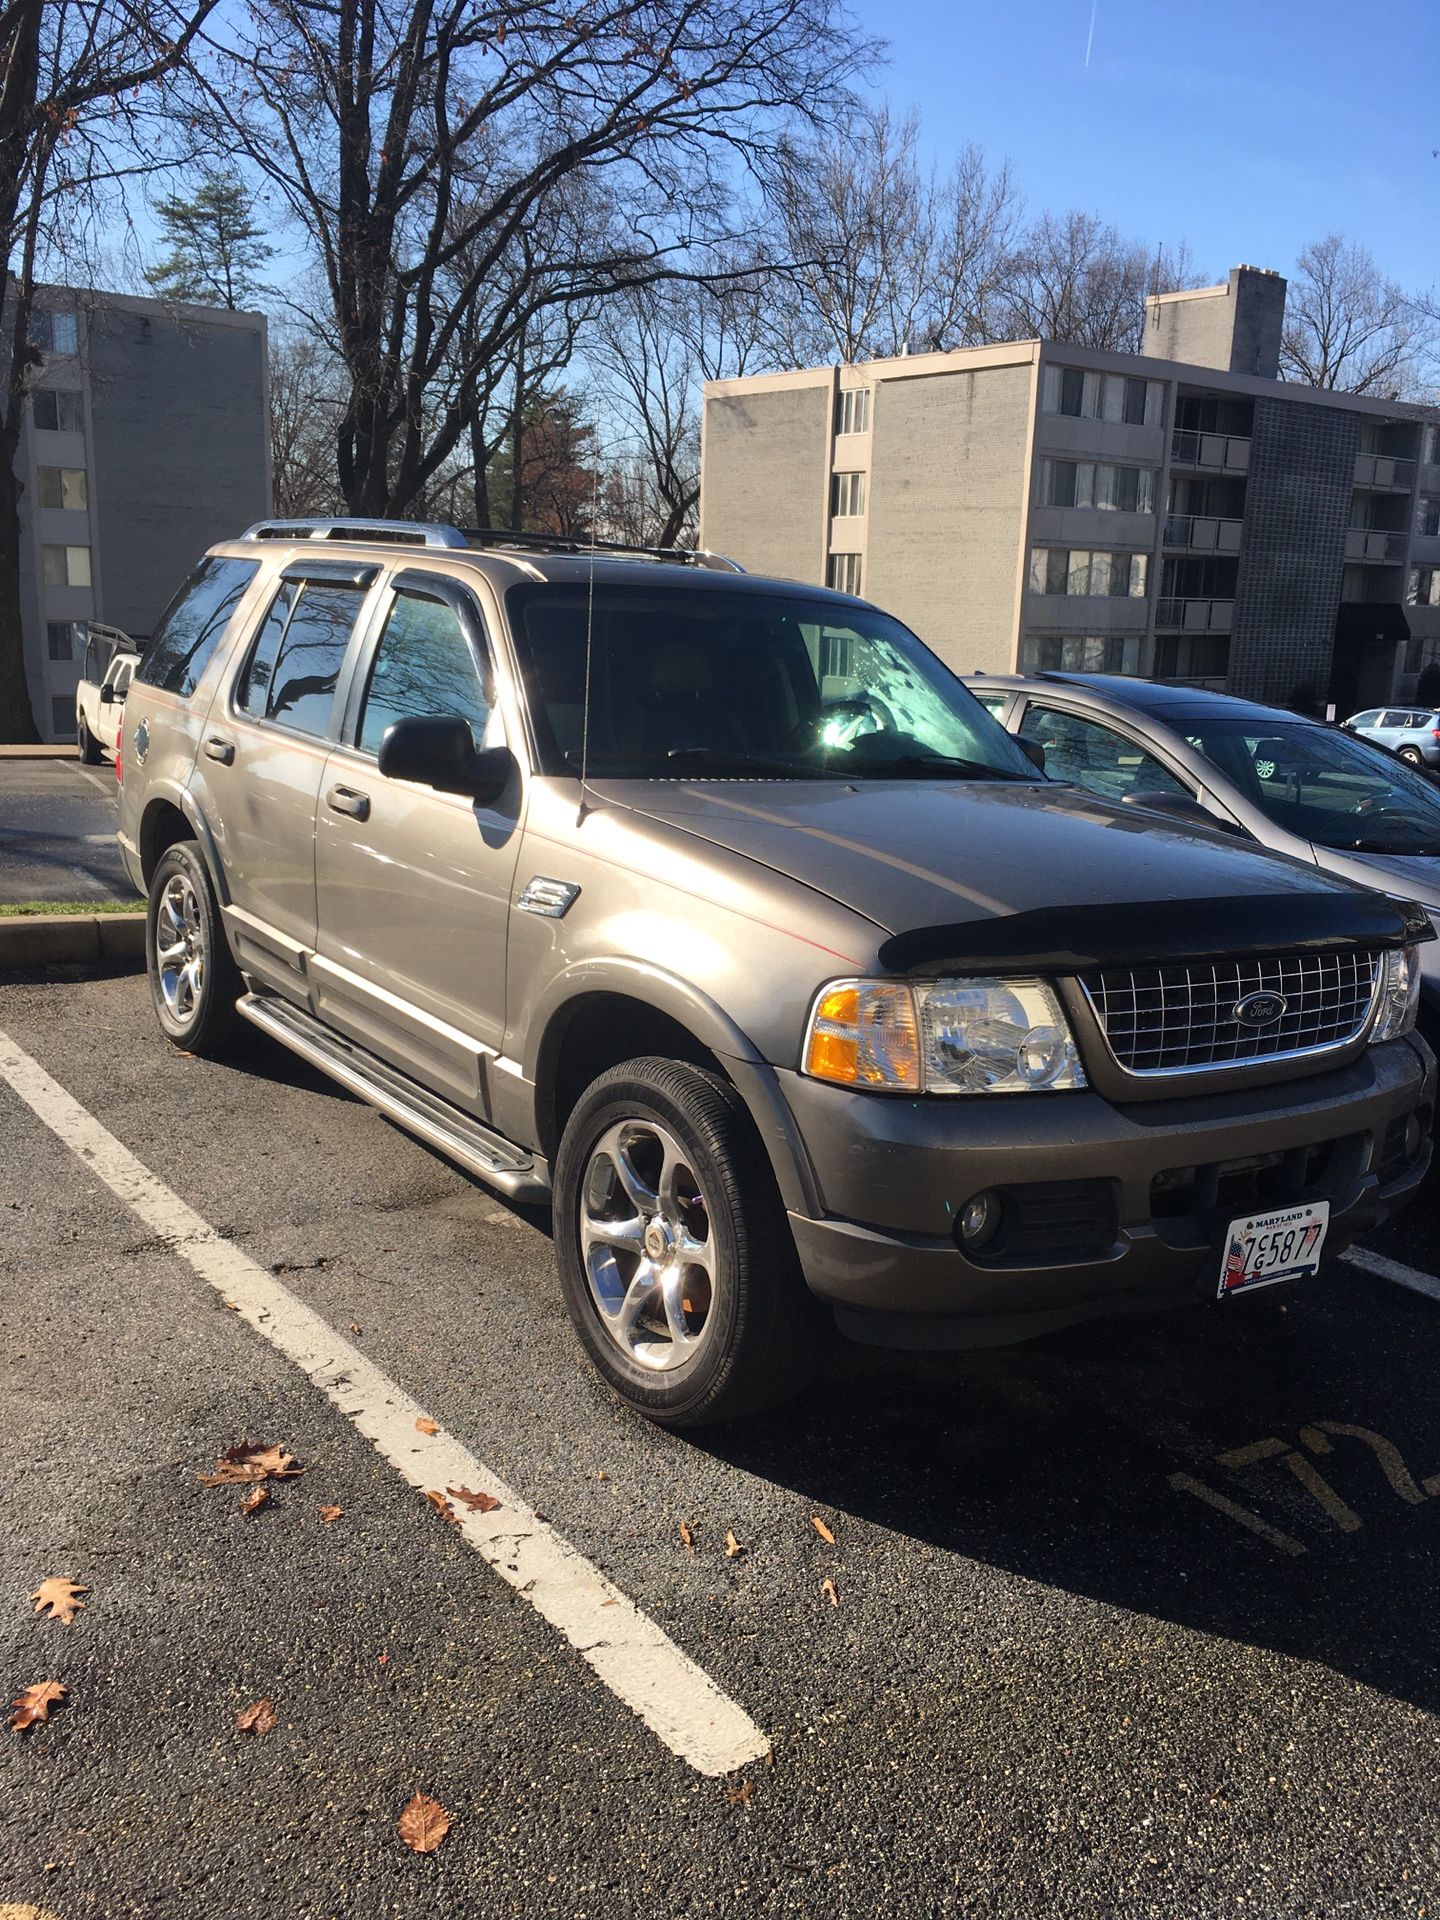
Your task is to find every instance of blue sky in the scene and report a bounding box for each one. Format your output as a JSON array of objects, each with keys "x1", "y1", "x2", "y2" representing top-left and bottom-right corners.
[{"x1": 855, "y1": 0, "x2": 1437, "y2": 295}]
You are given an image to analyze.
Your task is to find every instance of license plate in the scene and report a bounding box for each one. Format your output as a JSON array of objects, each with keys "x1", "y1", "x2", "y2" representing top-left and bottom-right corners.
[{"x1": 1217, "y1": 1200, "x2": 1330, "y2": 1299}]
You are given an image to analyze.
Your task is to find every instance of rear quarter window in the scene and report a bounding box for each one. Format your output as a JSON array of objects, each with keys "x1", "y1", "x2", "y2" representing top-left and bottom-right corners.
[{"x1": 135, "y1": 556, "x2": 259, "y2": 700}]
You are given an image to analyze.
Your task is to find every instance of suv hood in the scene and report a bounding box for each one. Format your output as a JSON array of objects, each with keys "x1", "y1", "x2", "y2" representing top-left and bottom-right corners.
[{"x1": 608, "y1": 779, "x2": 1425, "y2": 971}]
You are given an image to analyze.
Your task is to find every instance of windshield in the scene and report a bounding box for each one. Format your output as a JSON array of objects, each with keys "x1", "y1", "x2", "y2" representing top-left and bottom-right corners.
[
  {"x1": 1179, "y1": 716, "x2": 1440, "y2": 854},
  {"x1": 505, "y1": 583, "x2": 1036, "y2": 781}
]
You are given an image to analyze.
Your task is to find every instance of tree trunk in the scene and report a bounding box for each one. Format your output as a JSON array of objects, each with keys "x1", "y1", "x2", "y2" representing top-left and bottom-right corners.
[{"x1": 0, "y1": 454, "x2": 39, "y2": 743}]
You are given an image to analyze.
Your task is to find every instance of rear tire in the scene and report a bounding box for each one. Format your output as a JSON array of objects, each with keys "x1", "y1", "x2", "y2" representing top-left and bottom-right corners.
[
  {"x1": 77, "y1": 716, "x2": 101, "y2": 765},
  {"x1": 145, "y1": 842, "x2": 240, "y2": 1057},
  {"x1": 553, "y1": 1057, "x2": 819, "y2": 1427},
  {"x1": 1399, "y1": 746, "x2": 1424, "y2": 767}
]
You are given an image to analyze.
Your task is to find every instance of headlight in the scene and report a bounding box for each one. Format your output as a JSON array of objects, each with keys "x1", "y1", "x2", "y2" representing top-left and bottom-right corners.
[
  {"x1": 803, "y1": 978, "x2": 1086, "y2": 1094},
  {"x1": 1372, "y1": 944, "x2": 1422, "y2": 1042}
]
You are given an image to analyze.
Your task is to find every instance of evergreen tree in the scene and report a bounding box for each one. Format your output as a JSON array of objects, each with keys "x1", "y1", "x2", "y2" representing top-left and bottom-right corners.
[{"x1": 146, "y1": 169, "x2": 273, "y2": 310}]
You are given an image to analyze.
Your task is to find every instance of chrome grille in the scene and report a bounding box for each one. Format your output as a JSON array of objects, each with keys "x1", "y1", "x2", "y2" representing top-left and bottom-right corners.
[{"x1": 1081, "y1": 950, "x2": 1381, "y2": 1075}]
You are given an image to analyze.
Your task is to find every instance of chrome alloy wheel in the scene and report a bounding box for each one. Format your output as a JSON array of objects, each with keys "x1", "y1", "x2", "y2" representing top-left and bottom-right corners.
[
  {"x1": 155, "y1": 871, "x2": 206, "y2": 1023},
  {"x1": 578, "y1": 1118, "x2": 718, "y2": 1371}
]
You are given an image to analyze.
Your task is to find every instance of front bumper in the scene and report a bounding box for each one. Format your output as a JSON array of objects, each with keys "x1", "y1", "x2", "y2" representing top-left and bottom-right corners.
[{"x1": 777, "y1": 1036, "x2": 1434, "y2": 1349}]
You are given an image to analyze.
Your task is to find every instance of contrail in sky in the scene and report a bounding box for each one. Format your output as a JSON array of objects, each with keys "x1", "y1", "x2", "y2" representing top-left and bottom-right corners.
[{"x1": 1084, "y1": 0, "x2": 1097, "y2": 65}]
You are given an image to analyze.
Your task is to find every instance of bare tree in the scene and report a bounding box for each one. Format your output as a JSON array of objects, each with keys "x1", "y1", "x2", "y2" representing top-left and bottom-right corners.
[
  {"x1": 1280, "y1": 234, "x2": 1435, "y2": 397},
  {"x1": 269, "y1": 332, "x2": 347, "y2": 517},
  {"x1": 199, "y1": 0, "x2": 875, "y2": 524},
  {"x1": 0, "y1": 0, "x2": 219, "y2": 741},
  {"x1": 999, "y1": 210, "x2": 1196, "y2": 352}
]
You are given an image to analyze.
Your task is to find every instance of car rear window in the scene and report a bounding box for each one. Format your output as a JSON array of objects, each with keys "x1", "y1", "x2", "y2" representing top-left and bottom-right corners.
[{"x1": 135, "y1": 556, "x2": 259, "y2": 699}]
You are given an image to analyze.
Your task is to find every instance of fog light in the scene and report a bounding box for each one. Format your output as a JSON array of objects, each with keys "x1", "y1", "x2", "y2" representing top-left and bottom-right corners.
[
  {"x1": 958, "y1": 1190, "x2": 1003, "y2": 1250},
  {"x1": 1405, "y1": 1114, "x2": 1424, "y2": 1161}
]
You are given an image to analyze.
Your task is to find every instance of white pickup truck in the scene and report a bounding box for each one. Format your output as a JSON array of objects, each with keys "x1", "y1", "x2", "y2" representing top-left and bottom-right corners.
[{"x1": 74, "y1": 624, "x2": 139, "y2": 765}]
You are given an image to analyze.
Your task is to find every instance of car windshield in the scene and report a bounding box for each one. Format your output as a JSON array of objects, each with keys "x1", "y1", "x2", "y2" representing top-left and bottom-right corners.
[
  {"x1": 504, "y1": 583, "x2": 1037, "y2": 781},
  {"x1": 1178, "y1": 716, "x2": 1440, "y2": 854}
]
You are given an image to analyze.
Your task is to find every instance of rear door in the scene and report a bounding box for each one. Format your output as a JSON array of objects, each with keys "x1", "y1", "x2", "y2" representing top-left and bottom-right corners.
[
  {"x1": 1014, "y1": 701, "x2": 1195, "y2": 804},
  {"x1": 198, "y1": 559, "x2": 379, "y2": 996},
  {"x1": 312, "y1": 570, "x2": 523, "y2": 1115}
]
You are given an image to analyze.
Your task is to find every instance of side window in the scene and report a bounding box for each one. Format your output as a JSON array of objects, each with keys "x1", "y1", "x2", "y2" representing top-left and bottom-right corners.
[
  {"x1": 238, "y1": 580, "x2": 363, "y2": 738},
  {"x1": 973, "y1": 693, "x2": 1008, "y2": 718},
  {"x1": 136, "y1": 557, "x2": 260, "y2": 699},
  {"x1": 358, "y1": 591, "x2": 494, "y2": 757},
  {"x1": 1020, "y1": 704, "x2": 1189, "y2": 803}
]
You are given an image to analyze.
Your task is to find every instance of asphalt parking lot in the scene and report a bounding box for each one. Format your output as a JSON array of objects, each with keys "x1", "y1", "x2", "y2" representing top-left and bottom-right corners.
[
  {"x1": 0, "y1": 758, "x2": 134, "y2": 904},
  {"x1": 3, "y1": 970, "x2": 1440, "y2": 1918}
]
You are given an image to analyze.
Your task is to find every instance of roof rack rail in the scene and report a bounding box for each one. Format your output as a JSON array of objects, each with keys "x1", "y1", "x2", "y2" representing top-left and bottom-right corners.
[
  {"x1": 237, "y1": 518, "x2": 470, "y2": 549},
  {"x1": 459, "y1": 527, "x2": 745, "y2": 573}
]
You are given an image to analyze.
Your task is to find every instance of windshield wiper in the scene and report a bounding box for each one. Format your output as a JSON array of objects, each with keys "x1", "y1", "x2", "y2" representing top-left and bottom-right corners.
[
  {"x1": 836, "y1": 751, "x2": 1029, "y2": 781},
  {"x1": 1341, "y1": 837, "x2": 1440, "y2": 855},
  {"x1": 662, "y1": 747, "x2": 811, "y2": 777}
]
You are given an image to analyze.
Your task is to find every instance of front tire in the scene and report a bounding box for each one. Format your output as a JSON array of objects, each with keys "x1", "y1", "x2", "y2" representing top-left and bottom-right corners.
[
  {"x1": 553, "y1": 1057, "x2": 818, "y2": 1427},
  {"x1": 145, "y1": 842, "x2": 240, "y2": 1056},
  {"x1": 1399, "y1": 747, "x2": 1424, "y2": 767}
]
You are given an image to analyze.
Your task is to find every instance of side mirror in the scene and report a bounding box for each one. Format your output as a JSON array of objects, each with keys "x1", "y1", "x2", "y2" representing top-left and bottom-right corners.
[
  {"x1": 1018, "y1": 735, "x2": 1046, "y2": 772},
  {"x1": 98, "y1": 683, "x2": 115, "y2": 705},
  {"x1": 378, "y1": 715, "x2": 514, "y2": 804},
  {"x1": 1121, "y1": 789, "x2": 1243, "y2": 834}
]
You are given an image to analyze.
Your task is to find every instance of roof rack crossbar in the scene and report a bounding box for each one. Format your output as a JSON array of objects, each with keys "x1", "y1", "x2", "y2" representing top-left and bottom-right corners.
[
  {"x1": 238, "y1": 517, "x2": 470, "y2": 549},
  {"x1": 459, "y1": 527, "x2": 744, "y2": 573}
]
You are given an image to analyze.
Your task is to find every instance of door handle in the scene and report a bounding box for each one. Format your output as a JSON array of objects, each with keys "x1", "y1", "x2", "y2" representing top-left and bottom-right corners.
[
  {"x1": 326, "y1": 784, "x2": 370, "y2": 822},
  {"x1": 203, "y1": 734, "x2": 235, "y2": 765}
]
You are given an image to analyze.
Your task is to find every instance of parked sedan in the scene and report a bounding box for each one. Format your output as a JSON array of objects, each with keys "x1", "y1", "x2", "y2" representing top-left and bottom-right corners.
[
  {"x1": 968, "y1": 672, "x2": 1440, "y2": 1048},
  {"x1": 1342, "y1": 706, "x2": 1440, "y2": 768}
]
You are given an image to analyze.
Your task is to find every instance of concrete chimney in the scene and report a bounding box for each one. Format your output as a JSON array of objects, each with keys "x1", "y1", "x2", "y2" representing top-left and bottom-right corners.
[{"x1": 1142, "y1": 265, "x2": 1287, "y2": 380}]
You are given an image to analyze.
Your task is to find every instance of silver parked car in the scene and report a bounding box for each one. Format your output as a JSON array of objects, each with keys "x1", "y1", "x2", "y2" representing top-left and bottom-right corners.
[
  {"x1": 115, "y1": 524, "x2": 1434, "y2": 1425},
  {"x1": 1343, "y1": 706, "x2": 1440, "y2": 768}
]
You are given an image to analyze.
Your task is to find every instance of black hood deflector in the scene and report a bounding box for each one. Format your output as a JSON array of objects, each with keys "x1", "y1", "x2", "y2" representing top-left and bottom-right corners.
[{"x1": 879, "y1": 892, "x2": 1434, "y2": 977}]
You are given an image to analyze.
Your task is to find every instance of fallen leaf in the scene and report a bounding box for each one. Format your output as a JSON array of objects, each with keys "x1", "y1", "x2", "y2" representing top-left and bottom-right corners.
[
  {"x1": 447, "y1": 1485, "x2": 501, "y2": 1514},
  {"x1": 31, "y1": 1577, "x2": 87, "y2": 1625},
  {"x1": 425, "y1": 1490, "x2": 459, "y2": 1525},
  {"x1": 378, "y1": 1653, "x2": 389, "y2": 1666},
  {"x1": 198, "y1": 1442, "x2": 303, "y2": 1487},
  {"x1": 241, "y1": 1485, "x2": 270, "y2": 1515},
  {"x1": 811, "y1": 1515, "x2": 837, "y2": 1546},
  {"x1": 397, "y1": 1790, "x2": 450, "y2": 1853},
  {"x1": 678, "y1": 1519, "x2": 694, "y2": 1553},
  {"x1": 415, "y1": 1417, "x2": 440, "y2": 1436},
  {"x1": 726, "y1": 1778, "x2": 754, "y2": 1806},
  {"x1": 724, "y1": 1531, "x2": 743, "y2": 1559},
  {"x1": 10, "y1": 1681, "x2": 66, "y2": 1730},
  {"x1": 236, "y1": 1697, "x2": 278, "y2": 1735},
  {"x1": 820, "y1": 1577, "x2": 839, "y2": 1608},
  {"x1": 318, "y1": 1505, "x2": 343, "y2": 1524}
]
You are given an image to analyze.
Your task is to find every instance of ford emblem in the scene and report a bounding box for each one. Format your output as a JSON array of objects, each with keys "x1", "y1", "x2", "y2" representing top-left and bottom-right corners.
[{"x1": 1234, "y1": 990, "x2": 1287, "y2": 1027}]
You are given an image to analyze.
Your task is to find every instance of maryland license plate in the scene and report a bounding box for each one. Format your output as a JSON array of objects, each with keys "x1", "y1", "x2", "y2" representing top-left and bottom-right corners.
[{"x1": 1217, "y1": 1200, "x2": 1330, "y2": 1299}]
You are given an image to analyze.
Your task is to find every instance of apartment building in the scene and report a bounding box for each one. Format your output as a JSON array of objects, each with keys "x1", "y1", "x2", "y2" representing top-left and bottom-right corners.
[
  {"x1": 699, "y1": 267, "x2": 1440, "y2": 712},
  {"x1": 18, "y1": 285, "x2": 271, "y2": 740}
]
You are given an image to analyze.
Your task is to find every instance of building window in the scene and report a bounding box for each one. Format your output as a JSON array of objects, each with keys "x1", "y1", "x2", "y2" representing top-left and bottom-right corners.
[
  {"x1": 1019, "y1": 633, "x2": 1141, "y2": 675},
  {"x1": 1424, "y1": 424, "x2": 1440, "y2": 467},
  {"x1": 31, "y1": 309, "x2": 78, "y2": 355},
  {"x1": 1041, "y1": 365, "x2": 1161, "y2": 428},
  {"x1": 831, "y1": 471, "x2": 866, "y2": 517},
  {"x1": 1417, "y1": 495, "x2": 1440, "y2": 538},
  {"x1": 1028, "y1": 547, "x2": 1147, "y2": 598},
  {"x1": 32, "y1": 388, "x2": 83, "y2": 433},
  {"x1": 42, "y1": 544, "x2": 92, "y2": 587},
  {"x1": 1408, "y1": 566, "x2": 1440, "y2": 608},
  {"x1": 1155, "y1": 634, "x2": 1232, "y2": 680},
  {"x1": 50, "y1": 695, "x2": 75, "y2": 737},
  {"x1": 837, "y1": 389, "x2": 871, "y2": 435},
  {"x1": 1039, "y1": 459, "x2": 1155, "y2": 513},
  {"x1": 46, "y1": 619, "x2": 75, "y2": 660},
  {"x1": 38, "y1": 467, "x2": 88, "y2": 511},
  {"x1": 828, "y1": 553, "x2": 862, "y2": 595}
]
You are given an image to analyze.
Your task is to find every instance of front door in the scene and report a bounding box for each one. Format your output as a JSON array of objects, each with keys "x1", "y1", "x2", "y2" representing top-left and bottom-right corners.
[{"x1": 313, "y1": 573, "x2": 523, "y2": 1116}]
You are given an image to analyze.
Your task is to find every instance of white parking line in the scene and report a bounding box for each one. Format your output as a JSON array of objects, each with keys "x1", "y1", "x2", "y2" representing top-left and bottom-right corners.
[
  {"x1": 0, "y1": 1027, "x2": 769, "y2": 1779},
  {"x1": 1343, "y1": 1246, "x2": 1440, "y2": 1304}
]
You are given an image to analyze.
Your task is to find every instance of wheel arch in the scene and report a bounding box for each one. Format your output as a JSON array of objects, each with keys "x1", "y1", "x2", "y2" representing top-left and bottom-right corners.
[{"x1": 138, "y1": 787, "x2": 229, "y2": 904}]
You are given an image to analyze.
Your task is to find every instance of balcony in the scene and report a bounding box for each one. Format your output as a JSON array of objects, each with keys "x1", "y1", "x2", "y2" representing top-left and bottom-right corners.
[
  {"x1": 1163, "y1": 513, "x2": 1243, "y2": 554},
  {"x1": 1345, "y1": 527, "x2": 1409, "y2": 564},
  {"x1": 1354, "y1": 452, "x2": 1415, "y2": 491},
  {"x1": 1170, "y1": 429, "x2": 1250, "y2": 473},
  {"x1": 1155, "y1": 597, "x2": 1234, "y2": 633}
]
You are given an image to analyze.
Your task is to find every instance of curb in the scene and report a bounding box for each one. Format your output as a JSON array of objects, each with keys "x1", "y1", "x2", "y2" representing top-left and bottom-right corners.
[
  {"x1": 0, "y1": 912, "x2": 146, "y2": 969},
  {"x1": 0, "y1": 743, "x2": 78, "y2": 760}
]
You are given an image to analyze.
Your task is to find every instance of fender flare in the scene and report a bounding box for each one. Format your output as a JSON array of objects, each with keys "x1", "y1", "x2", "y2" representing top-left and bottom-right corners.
[{"x1": 139, "y1": 783, "x2": 231, "y2": 907}]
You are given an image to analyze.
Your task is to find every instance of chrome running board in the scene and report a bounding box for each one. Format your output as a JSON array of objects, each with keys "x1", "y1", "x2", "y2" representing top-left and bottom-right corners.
[{"x1": 236, "y1": 993, "x2": 550, "y2": 1205}]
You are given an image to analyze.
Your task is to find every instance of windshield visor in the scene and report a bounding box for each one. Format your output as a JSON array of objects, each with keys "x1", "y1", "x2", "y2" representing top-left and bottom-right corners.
[{"x1": 504, "y1": 583, "x2": 1037, "y2": 782}]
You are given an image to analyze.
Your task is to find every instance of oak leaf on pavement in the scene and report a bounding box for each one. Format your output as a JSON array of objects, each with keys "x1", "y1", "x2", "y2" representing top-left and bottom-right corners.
[
  {"x1": 31, "y1": 1578, "x2": 87, "y2": 1624},
  {"x1": 397, "y1": 1791, "x2": 450, "y2": 1853},
  {"x1": 425, "y1": 1490, "x2": 459, "y2": 1525},
  {"x1": 10, "y1": 1682, "x2": 66, "y2": 1730},
  {"x1": 236, "y1": 1698, "x2": 279, "y2": 1735},
  {"x1": 415, "y1": 1417, "x2": 440, "y2": 1436},
  {"x1": 198, "y1": 1443, "x2": 303, "y2": 1487},
  {"x1": 240, "y1": 1484, "x2": 270, "y2": 1515},
  {"x1": 446, "y1": 1485, "x2": 501, "y2": 1515},
  {"x1": 678, "y1": 1519, "x2": 695, "y2": 1553},
  {"x1": 811, "y1": 1515, "x2": 837, "y2": 1546},
  {"x1": 318, "y1": 1505, "x2": 343, "y2": 1524}
]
